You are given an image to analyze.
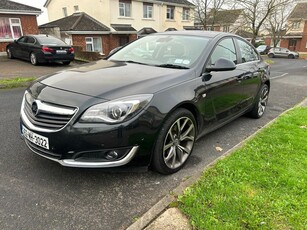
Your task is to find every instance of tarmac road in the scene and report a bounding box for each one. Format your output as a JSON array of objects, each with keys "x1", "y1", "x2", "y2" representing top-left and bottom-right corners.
[{"x1": 0, "y1": 58, "x2": 306, "y2": 230}]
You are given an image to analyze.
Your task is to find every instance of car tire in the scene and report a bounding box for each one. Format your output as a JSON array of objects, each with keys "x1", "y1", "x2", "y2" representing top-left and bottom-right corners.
[
  {"x1": 248, "y1": 84, "x2": 269, "y2": 119},
  {"x1": 62, "y1": 61, "x2": 71, "y2": 65},
  {"x1": 288, "y1": 54, "x2": 294, "y2": 59},
  {"x1": 6, "y1": 48, "x2": 14, "y2": 59},
  {"x1": 268, "y1": 53, "x2": 274, "y2": 58},
  {"x1": 30, "y1": 53, "x2": 39, "y2": 65},
  {"x1": 151, "y1": 108, "x2": 196, "y2": 174}
]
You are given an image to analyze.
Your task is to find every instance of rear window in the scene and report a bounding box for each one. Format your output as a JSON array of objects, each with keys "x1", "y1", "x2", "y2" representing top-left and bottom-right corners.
[{"x1": 36, "y1": 36, "x2": 67, "y2": 46}]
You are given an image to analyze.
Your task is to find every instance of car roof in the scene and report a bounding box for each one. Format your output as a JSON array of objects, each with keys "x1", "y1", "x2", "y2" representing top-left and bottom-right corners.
[
  {"x1": 25, "y1": 34, "x2": 56, "y2": 38},
  {"x1": 154, "y1": 30, "x2": 233, "y2": 38}
]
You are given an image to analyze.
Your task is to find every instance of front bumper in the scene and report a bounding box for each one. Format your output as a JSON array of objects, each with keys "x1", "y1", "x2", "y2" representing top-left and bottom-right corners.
[
  {"x1": 24, "y1": 137, "x2": 139, "y2": 168},
  {"x1": 20, "y1": 85, "x2": 164, "y2": 168}
]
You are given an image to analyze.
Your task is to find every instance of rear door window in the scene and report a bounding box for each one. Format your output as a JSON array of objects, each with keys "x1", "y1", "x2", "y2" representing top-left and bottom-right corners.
[
  {"x1": 236, "y1": 39, "x2": 259, "y2": 63},
  {"x1": 27, "y1": 37, "x2": 35, "y2": 44}
]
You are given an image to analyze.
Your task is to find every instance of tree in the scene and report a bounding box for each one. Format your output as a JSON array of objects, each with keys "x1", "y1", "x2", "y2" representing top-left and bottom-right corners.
[
  {"x1": 193, "y1": 0, "x2": 226, "y2": 29},
  {"x1": 233, "y1": 0, "x2": 289, "y2": 45},
  {"x1": 265, "y1": 1, "x2": 295, "y2": 47}
]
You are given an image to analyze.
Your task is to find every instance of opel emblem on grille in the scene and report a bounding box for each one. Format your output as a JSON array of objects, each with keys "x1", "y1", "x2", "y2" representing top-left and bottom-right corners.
[{"x1": 31, "y1": 101, "x2": 39, "y2": 116}]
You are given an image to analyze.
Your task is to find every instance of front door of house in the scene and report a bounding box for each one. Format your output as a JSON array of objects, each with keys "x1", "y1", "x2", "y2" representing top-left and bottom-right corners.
[{"x1": 288, "y1": 39, "x2": 297, "y2": 51}]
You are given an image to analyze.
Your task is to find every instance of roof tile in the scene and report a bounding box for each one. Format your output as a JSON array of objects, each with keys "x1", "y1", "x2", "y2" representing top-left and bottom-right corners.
[
  {"x1": 0, "y1": 0, "x2": 41, "y2": 12},
  {"x1": 39, "y1": 12, "x2": 110, "y2": 32}
]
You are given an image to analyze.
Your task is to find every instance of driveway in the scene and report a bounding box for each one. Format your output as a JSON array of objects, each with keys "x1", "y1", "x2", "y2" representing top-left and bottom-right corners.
[{"x1": 0, "y1": 55, "x2": 82, "y2": 79}]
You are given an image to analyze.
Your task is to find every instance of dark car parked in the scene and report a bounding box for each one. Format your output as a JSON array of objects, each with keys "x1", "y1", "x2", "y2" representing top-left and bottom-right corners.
[
  {"x1": 6, "y1": 34, "x2": 74, "y2": 65},
  {"x1": 256, "y1": 45, "x2": 271, "y2": 55},
  {"x1": 20, "y1": 31, "x2": 270, "y2": 174}
]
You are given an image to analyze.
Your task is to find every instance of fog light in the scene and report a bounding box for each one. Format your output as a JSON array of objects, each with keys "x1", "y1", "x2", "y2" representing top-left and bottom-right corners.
[{"x1": 106, "y1": 150, "x2": 119, "y2": 160}]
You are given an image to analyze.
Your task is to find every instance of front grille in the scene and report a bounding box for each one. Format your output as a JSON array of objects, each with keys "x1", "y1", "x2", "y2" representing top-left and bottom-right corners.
[{"x1": 22, "y1": 92, "x2": 77, "y2": 131}]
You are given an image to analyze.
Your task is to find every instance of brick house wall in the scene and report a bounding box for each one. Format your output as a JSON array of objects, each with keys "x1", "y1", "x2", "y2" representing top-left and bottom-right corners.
[
  {"x1": 0, "y1": 14, "x2": 39, "y2": 52},
  {"x1": 72, "y1": 34, "x2": 137, "y2": 55},
  {"x1": 299, "y1": 21, "x2": 307, "y2": 52},
  {"x1": 278, "y1": 21, "x2": 307, "y2": 53}
]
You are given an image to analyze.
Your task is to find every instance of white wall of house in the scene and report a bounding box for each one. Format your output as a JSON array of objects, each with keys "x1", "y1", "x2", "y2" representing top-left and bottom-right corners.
[
  {"x1": 47, "y1": 0, "x2": 109, "y2": 23},
  {"x1": 46, "y1": 0, "x2": 194, "y2": 32},
  {"x1": 288, "y1": 20, "x2": 305, "y2": 33}
]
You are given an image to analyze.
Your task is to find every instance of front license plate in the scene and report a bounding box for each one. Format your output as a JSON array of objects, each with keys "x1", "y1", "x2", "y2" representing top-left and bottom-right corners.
[
  {"x1": 56, "y1": 50, "x2": 67, "y2": 54},
  {"x1": 22, "y1": 126, "x2": 49, "y2": 150}
]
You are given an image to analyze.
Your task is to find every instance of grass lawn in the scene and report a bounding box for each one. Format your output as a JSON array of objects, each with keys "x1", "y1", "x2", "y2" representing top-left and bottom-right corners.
[
  {"x1": 178, "y1": 107, "x2": 307, "y2": 229},
  {"x1": 0, "y1": 77, "x2": 36, "y2": 89}
]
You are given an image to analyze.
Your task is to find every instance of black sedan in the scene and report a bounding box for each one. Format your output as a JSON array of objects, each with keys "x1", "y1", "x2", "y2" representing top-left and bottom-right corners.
[
  {"x1": 6, "y1": 34, "x2": 74, "y2": 65},
  {"x1": 20, "y1": 31, "x2": 270, "y2": 174}
]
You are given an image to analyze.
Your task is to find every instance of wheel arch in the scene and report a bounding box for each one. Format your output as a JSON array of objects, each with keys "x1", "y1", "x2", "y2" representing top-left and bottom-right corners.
[
  {"x1": 148, "y1": 102, "x2": 202, "y2": 168},
  {"x1": 162, "y1": 102, "x2": 202, "y2": 135}
]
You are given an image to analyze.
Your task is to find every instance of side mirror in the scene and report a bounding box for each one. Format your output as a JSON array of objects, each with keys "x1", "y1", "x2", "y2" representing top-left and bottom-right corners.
[
  {"x1": 206, "y1": 58, "x2": 236, "y2": 72},
  {"x1": 108, "y1": 46, "x2": 122, "y2": 56}
]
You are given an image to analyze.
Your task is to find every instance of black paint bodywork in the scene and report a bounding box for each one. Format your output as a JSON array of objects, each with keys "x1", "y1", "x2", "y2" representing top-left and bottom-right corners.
[
  {"x1": 7, "y1": 35, "x2": 74, "y2": 64},
  {"x1": 20, "y1": 31, "x2": 270, "y2": 168}
]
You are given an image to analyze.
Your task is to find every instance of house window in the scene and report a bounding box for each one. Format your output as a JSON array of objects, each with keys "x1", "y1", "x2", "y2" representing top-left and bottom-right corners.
[
  {"x1": 74, "y1": 5, "x2": 79, "y2": 12},
  {"x1": 182, "y1": 8, "x2": 189, "y2": 20},
  {"x1": 166, "y1": 6, "x2": 175, "y2": 20},
  {"x1": 223, "y1": 25, "x2": 230, "y2": 32},
  {"x1": 62, "y1": 7, "x2": 68, "y2": 17},
  {"x1": 119, "y1": 35, "x2": 129, "y2": 46},
  {"x1": 206, "y1": 27, "x2": 212, "y2": 31},
  {"x1": 292, "y1": 21, "x2": 300, "y2": 29},
  {"x1": 85, "y1": 37, "x2": 103, "y2": 54},
  {"x1": 143, "y1": 3, "x2": 153, "y2": 19},
  {"x1": 119, "y1": 0, "x2": 131, "y2": 17},
  {"x1": 0, "y1": 17, "x2": 22, "y2": 40}
]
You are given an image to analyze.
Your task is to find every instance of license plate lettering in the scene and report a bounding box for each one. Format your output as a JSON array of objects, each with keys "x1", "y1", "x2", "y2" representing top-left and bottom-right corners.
[
  {"x1": 56, "y1": 50, "x2": 67, "y2": 54},
  {"x1": 22, "y1": 126, "x2": 49, "y2": 150}
]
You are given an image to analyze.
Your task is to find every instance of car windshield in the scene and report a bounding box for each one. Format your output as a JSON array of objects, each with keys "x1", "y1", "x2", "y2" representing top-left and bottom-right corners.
[
  {"x1": 257, "y1": 45, "x2": 266, "y2": 50},
  {"x1": 36, "y1": 36, "x2": 68, "y2": 46},
  {"x1": 108, "y1": 35, "x2": 210, "y2": 68}
]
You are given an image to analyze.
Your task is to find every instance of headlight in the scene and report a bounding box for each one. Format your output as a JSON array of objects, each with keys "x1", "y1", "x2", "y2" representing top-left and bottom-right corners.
[{"x1": 80, "y1": 94, "x2": 153, "y2": 123}]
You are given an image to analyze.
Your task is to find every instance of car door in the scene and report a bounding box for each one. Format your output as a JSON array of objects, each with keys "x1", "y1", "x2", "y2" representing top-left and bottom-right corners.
[
  {"x1": 197, "y1": 37, "x2": 246, "y2": 131},
  {"x1": 18, "y1": 36, "x2": 32, "y2": 59},
  {"x1": 23, "y1": 36, "x2": 36, "y2": 60},
  {"x1": 235, "y1": 38, "x2": 262, "y2": 108},
  {"x1": 273, "y1": 48, "x2": 281, "y2": 57},
  {"x1": 12, "y1": 36, "x2": 27, "y2": 58}
]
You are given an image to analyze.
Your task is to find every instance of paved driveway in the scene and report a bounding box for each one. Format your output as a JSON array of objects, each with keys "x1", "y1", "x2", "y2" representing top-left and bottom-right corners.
[{"x1": 0, "y1": 55, "x2": 81, "y2": 79}]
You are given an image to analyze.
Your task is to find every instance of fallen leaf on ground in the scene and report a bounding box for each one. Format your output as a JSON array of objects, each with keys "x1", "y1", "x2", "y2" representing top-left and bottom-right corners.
[{"x1": 215, "y1": 146, "x2": 223, "y2": 152}]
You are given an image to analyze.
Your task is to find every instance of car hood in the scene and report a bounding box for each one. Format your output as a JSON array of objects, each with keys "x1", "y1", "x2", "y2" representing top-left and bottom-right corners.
[{"x1": 39, "y1": 60, "x2": 195, "y2": 100}]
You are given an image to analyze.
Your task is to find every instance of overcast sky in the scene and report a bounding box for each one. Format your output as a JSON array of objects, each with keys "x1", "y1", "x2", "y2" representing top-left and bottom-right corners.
[{"x1": 11, "y1": 0, "x2": 49, "y2": 25}]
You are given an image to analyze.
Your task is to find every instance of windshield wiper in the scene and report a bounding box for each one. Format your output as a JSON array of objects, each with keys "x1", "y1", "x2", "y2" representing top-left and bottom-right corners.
[
  {"x1": 125, "y1": 60, "x2": 148, "y2": 65},
  {"x1": 156, "y1": 64, "x2": 189, "y2": 69}
]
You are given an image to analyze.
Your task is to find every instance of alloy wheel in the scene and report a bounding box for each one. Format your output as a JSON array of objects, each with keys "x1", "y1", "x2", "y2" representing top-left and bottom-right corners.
[
  {"x1": 30, "y1": 53, "x2": 37, "y2": 65},
  {"x1": 258, "y1": 86, "x2": 269, "y2": 117},
  {"x1": 162, "y1": 116, "x2": 195, "y2": 169},
  {"x1": 7, "y1": 48, "x2": 12, "y2": 59}
]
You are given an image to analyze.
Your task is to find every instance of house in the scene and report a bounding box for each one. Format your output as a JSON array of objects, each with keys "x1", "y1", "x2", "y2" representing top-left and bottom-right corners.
[
  {"x1": 39, "y1": 12, "x2": 136, "y2": 56},
  {"x1": 0, "y1": 0, "x2": 41, "y2": 52},
  {"x1": 41, "y1": 0, "x2": 195, "y2": 55},
  {"x1": 280, "y1": 2, "x2": 307, "y2": 52},
  {"x1": 43, "y1": 0, "x2": 195, "y2": 35},
  {"x1": 194, "y1": 9, "x2": 254, "y2": 40},
  {"x1": 195, "y1": 9, "x2": 245, "y2": 33}
]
